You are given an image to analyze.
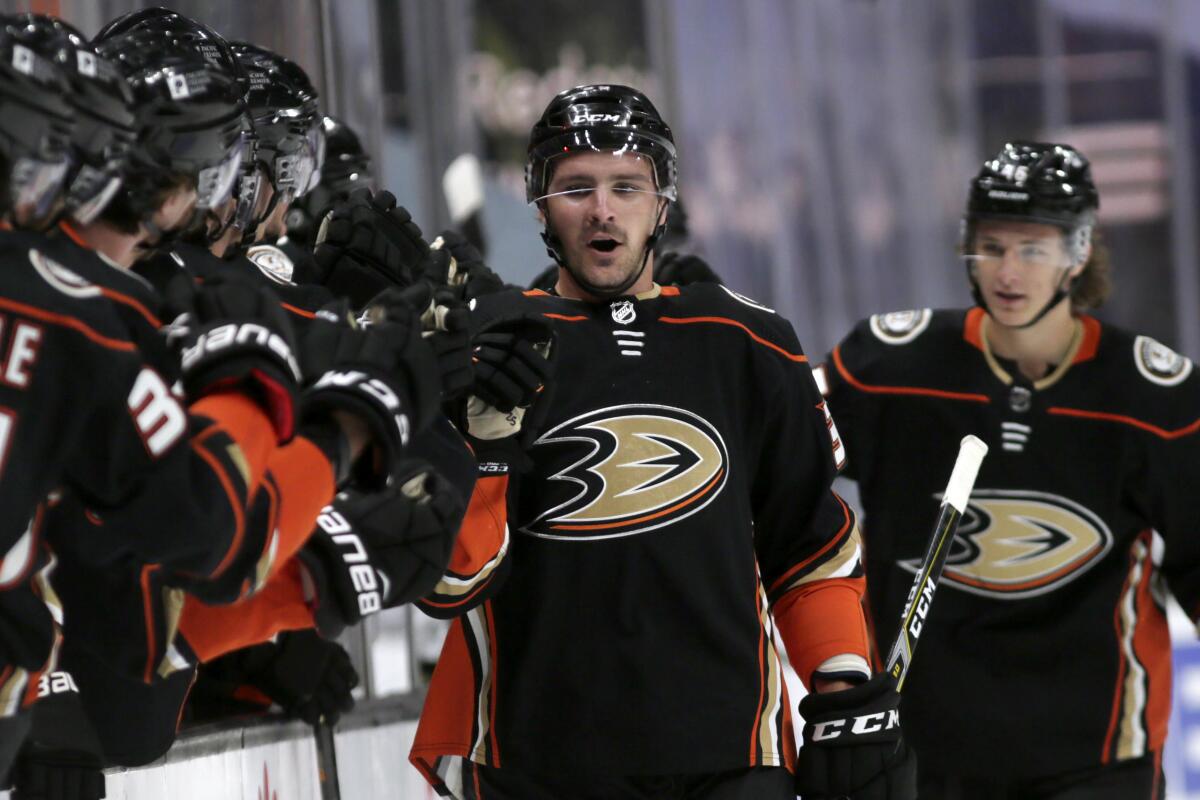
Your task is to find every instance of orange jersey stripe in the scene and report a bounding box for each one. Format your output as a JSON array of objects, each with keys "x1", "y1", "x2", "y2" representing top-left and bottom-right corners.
[
  {"x1": 832, "y1": 344, "x2": 991, "y2": 403},
  {"x1": 1047, "y1": 406, "x2": 1200, "y2": 440},
  {"x1": 0, "y1": 295, "x2": 134, "y2": 352},
  {"x1": 767, "y1": 493, "x2": 853, "y2": 595},
  {"x1": 280, "y1": 302, "x2": 317, "y2": 319},
  {"x1": 659, "y1": 316, "x2": 807, "y2": 362}
]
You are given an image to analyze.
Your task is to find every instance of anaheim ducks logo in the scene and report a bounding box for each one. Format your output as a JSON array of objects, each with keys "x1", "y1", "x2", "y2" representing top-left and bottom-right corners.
[
  {"x1": 523, "y1": 404, "x2": 729, "y2": 541},
  {"x1": 899, "y1": 489, "x2": 1112, "y2": 599}
]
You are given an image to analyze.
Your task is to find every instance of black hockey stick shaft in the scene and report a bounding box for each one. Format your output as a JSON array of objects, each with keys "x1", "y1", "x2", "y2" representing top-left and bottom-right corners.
[
  {"x1": 314, "y1": 719, "x2": 341, "y2": 800},
  {"x1": 883, "y1": 435, "x2": 988, "y2": 693}
]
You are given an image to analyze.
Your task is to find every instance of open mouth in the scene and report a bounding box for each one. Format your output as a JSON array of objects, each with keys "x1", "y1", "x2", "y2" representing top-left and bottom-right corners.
[
  {"x1": 994, "y1": 290, "x2": 1024, "y2": 303},
  {"x1": 588, "y1": 237, "x2": 621, "y2": 254}
]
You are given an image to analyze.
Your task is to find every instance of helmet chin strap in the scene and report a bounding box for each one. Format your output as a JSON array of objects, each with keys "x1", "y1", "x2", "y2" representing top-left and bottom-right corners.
[
  {"x1": 968, "y1": 263, "x2": 1078, "y2": 330},
  {"x1": 541, "y1": 199, "x2": 668, "y2": 300}
]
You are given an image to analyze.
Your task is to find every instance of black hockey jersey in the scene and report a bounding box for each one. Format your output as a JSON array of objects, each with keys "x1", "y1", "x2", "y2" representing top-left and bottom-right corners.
[
  {"x1": 819, "y1": 307, "x2": 1200, "y2": 779},
  {"x1": 413, "y1": 284, "x2": 867, "y2": 787},
  {"x1": 0, "y1": 226, "x2": 232, "y2": 715}
]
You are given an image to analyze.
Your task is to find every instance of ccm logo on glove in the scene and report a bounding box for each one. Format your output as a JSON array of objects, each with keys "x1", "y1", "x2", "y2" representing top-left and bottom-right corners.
[
  {"x1": 312, "y1": 369, "x2": 411, "y2": 447},
  {"x1": 315, "y1": 506, "x2": 386, "y2": 616},
  {"x1": 181, "y1": 322, "x2": 301, "y2": 381},
  {"x1": 811, "y1": 708, "x2": 902, "y2": 741}
]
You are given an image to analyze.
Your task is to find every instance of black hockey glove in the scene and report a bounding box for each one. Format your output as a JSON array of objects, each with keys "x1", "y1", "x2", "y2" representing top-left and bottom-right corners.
[
  {"x1": 162, "y1": 275, "x2": 302, "y2": 443},
  {"x1": 312, "y1": 189, "x2": 430, "y2": 306},
  {"x1": 11, "y1": 684, "x2": 105, "y2": 800},
  {"x1": 430, "y1": 230, "x2": 506, "y2": 299},
  {"x1": 235, "y1": 630, "x2": 358, "y2": 726},
  {"x1": 300, "y1": 296, "x2": 441, "y2": 485},
  {"x1": 654, "y1": 250, "x2": 723, "y2": 286},
  {"x1": 299, "y1": 464, "x2": 465, "y2": 638},
  {"x1": 365, "y1": 283, "x2": 474, "y2": 402},
  {"x1": 794, "y1": 674, "x2": 917, "y2": 800},
  {"x1": 466, "y1": 314, "x2": 556, "y2": 441}
]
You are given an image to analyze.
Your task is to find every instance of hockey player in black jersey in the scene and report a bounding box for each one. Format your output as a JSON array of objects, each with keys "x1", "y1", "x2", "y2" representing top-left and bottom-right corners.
[
  {"x1": 818, "y1": 141, "x2": 1195, "y2": 799},
  {"x1": 410, "y1": 84, "x2": 915, "y2": 800}
]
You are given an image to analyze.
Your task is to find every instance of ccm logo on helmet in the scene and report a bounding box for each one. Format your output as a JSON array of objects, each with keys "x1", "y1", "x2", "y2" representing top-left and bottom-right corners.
[
  {"x1": 568, "y1": 108, "x2": 624, "y2": 125},
  {"x1": 811, "y1": 709, "x2": 902, "y2": 742},
  {"x1": 316, "y1": 506, "x2": 384, "y2": 617},
  {"x1": 181, "y1": 322, "x2": 302, "y2": 381}
]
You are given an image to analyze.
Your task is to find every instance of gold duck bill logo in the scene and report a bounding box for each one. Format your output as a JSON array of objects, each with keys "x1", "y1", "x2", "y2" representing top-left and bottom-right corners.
[
  {"x1": 898, "y1": 489, "x2": 1113, "y2": 599},
  {"x1": 523, "y1": 404, "x2": 730, "y2": 541}
]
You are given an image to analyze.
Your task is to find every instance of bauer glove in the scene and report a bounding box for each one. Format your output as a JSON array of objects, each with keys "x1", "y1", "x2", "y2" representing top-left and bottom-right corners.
[
  {"x1": 163, "y1": 275, "x2": 302, "y2": 442},
  {"x1": 299, "y1": 464, "x2": 465, "y2": 638}
]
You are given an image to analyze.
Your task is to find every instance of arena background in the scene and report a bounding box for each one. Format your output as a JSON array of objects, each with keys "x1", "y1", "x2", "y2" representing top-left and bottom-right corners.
[{"x1": 2, "y1": 1, "x2": 1199, "y2": 797}]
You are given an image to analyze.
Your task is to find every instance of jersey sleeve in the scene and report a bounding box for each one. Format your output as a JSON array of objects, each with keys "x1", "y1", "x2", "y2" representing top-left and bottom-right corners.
[
  {"x1": 174, "y1": 433, "x2": 336, "y2": 605},
  {"x1": 1141, "y1": 377, "x2": 1200, "y2": 621},
  {"x1": 176, "y1": 559, "x2": 315, "y2": 664},
  {"x1": 416, "y1": 459, "x2": 512, "y2": 620},
  {"x1": 749, "y1": 318, "x2": 870, "y2": 686},
  {"x1": 65, "y1": 378, "x2": 281, "y2": 586}
]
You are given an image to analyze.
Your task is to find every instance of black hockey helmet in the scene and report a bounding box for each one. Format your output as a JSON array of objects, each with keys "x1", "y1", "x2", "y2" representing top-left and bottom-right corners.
[
  {"x1": 525, "y1": 83, "x2": 677, "y2": 204},
  {"x1": 231, "y1": 41, "x2": 323, "y2": 207},
  {"x1": 94, "y1": 11, "x2": 248, "y2": 229},
  {"x1": 284, "y1": 114, "x2": 374, "y2": 247},
  {"x1": 9, "y1": 14, "x2": 136, "y2": 226},
  {"x1": 963, "y1": 141, "x2": 1098, "y2": 246},
  {"x1": 0, "y1": 13, "x2": 76, "y2": 227}
]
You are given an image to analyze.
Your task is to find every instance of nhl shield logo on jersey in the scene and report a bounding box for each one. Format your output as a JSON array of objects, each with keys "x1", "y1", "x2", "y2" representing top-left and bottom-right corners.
[
  {"x1": 1133, "y1": 335, "x2": 1193, "y2": 387},
  {"x1": 899, "y1": 489, "x2": 1113, "y2": 599},
  {"x1": 246, "y1": 244, "x2": 296, "y2": 285},
  {"x1": 610, "y1": 300, "x2": 636, "y2": 325},
  {"x1": 869, "y1": 309, "x2": 932, "y2": 345},
  {"x1": 523, "y1": 403, "x2": 729, "y2": 540}
]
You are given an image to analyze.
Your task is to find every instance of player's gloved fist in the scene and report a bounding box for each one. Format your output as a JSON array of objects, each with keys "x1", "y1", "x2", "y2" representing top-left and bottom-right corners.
[
  {"x1": 365, "y1": 281, "x2": 473, "y2": 401},
  {"x1": 466, "y1": 314, "x2": 556, "y2": 441},
  {"x1": 11, "y1": 687, "x2": 105, "y2": 800},
  {"x1": 301, "y1": 298, "x2": 441, "y2": 484},
  {"x1": 794, "y1": 674, "x2": 917, "y2": 800},
  {"x1": 429, "y1": 230, "x2": 506, "y2": 299},
  {"x1": 242, "y1": 630, "x2": 359, "y2": 726},
  {"x1": 299, "y1": 464, "x2": 465, "y2": 638},
  {"x1": 162, "y1": 274, "x2": 302, "y2": 442},
  {"x1": 654, "y1": 250, "x2": 722, "y2": 286},
  {"x1": 313, "y1": 189, "x2": 430, "y2": 307}
]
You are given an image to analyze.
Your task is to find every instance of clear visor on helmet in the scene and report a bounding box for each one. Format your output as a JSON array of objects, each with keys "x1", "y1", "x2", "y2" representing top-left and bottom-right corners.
[
  {"x1": 530, "y1": 150, "x2": 672, "y2": 206},
  {"x1": 195, "y1": 135, "x2": 248, "y2": 211},
  {"x1": 66, "y1": 163, "x2": 123, "y2": 226},
  {"x1": 11, "y1": 154, "x2": 73, "y2": 226},
  {"x1": 272, "y1": 123, "x2": 324, "y2": 204},
  {"x1": 962, "y1": 217, "x2": 1085, "y2": 274}
]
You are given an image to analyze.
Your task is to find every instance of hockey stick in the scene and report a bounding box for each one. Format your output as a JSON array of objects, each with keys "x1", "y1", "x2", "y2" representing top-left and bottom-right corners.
[
  {"x1": 314, "y1": 719, "x2": 341, "y2": 800},
  {"x1": 883, "y1": 434, "x2": 988, "y2": 692}
]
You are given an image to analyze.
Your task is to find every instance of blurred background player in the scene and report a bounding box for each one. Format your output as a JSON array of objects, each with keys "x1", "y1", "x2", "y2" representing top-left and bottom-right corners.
[{"x1": 817, "y1": 141, "x2": 1200, "y2": 799}]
